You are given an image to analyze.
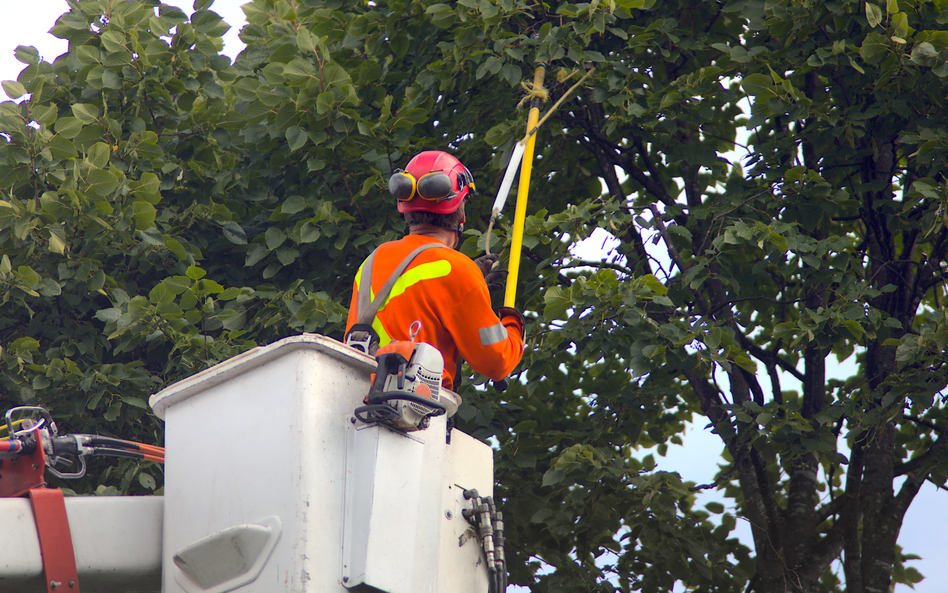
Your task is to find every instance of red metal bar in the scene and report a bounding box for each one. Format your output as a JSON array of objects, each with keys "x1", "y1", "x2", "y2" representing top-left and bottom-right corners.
[
  {"x1": 29, "y1": 488, "x2": 81, "y2": 593},
  {"x1": 0, "y1": 431, "x2": 47, "y2": 498}
]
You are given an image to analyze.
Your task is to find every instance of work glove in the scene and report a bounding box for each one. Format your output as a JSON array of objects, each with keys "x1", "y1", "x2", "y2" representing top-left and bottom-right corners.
[
  {"x1": 474, "y1": 253, "x2": 506, "y2": 292},
  {"x1": 497, "y1": 306, "x2": 525, "y2": 340}
]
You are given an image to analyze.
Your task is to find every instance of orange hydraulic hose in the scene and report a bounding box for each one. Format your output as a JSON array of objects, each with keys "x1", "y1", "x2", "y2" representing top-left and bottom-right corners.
[{"x1": 137, "y1": 443, "x2": 165, "y2": 457}]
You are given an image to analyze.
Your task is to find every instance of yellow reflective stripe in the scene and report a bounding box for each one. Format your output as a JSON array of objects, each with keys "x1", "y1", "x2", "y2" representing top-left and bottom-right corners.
[
  {"x1": 387, "y1": 260, "x2": 451, "y2": 301},
  {"x1": 373, "y1": 317, "x2": 392, "y2": 346},
  {"x1": 354, "y1": 262, "x2": 392, "y2": 345},
  {"x1": 354, "y1": 258, "x2": 452, "y2": 346},
  {"x1": 354, "y1": 260, "x2": 451, "y2": 305}
]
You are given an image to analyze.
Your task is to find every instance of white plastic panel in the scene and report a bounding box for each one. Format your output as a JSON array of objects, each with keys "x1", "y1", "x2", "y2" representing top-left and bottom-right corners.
[
  {"x1": 342, "y1": 424, "x2": 426, "y2": 592},
  {"x1": 151, "y1": 333, "x2": 495, "y2": 593},
  {"x1": 0, "y1": 495, "x2": 162, "y2": 593},
  {"x1": 173, "y1": 516, "x2": 282, "y2": 593}
]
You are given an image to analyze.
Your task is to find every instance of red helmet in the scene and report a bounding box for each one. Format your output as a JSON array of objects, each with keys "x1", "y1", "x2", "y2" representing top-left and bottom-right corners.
[{"x1": 389, "y1": 151, "x2": 476, "y2": 214}]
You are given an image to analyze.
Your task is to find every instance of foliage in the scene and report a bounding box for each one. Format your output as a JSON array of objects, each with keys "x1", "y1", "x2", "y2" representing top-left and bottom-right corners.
[{"x1": 2, "y1": 1, "x2": 948, "y2": 592}]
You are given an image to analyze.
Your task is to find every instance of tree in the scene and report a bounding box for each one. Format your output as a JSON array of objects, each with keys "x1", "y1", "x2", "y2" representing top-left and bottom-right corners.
[{"x1": 2, "y1": 1, "x2": 947, "y2": 592}]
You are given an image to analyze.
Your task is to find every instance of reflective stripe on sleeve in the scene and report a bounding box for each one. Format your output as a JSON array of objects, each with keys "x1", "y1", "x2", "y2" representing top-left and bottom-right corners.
[{"x1": 479, "y1": 323, "x2": 508, "y2": 346}]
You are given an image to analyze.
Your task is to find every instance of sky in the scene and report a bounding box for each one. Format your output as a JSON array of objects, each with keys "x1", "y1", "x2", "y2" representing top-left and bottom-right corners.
[{"x1": 2, "y1": 1, "x2": 946, "y2": 591}]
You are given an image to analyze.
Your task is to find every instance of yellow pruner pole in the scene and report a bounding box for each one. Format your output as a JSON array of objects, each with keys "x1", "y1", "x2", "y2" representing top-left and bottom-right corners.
[{"x1": 504, "y1": 65, "x2": 546, "y2": 308}]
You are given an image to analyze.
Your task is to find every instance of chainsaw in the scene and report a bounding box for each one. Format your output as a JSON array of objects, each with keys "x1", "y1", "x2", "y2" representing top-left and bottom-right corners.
[{"x1": 354, "y1": 321, "x2": 447, "y2": 432}]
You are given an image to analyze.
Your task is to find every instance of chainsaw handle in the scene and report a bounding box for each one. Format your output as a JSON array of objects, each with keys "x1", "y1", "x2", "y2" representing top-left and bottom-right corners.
[
  {"x1": 375, "y1": 392, "x2": 447, "y2": 417},
  {"x1": 367, "y1": 352, "x2": 409, "y2": 404}
]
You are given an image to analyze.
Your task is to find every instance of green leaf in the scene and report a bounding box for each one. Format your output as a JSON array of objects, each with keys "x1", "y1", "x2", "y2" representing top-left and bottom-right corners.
[
  {"x1": 131, "y1": 201, "x2": 157, "y2": 230},
  {"x1": 245, "y1": 244, "x2": 267, "y2": 266},
  {"x1": 72, "y1": 104, "x2": 100, "y2": 124},
  {"x1": 542, "y1": 468, "x2": 565, "y2": 487},
  {"x1": 196, "y1": 278, "x2": 225, "y2": 294},
  {"x1": 316, "y1": 91, "x2": 335, "y2": 115},
  {"x1": 130, "y1": 173, "x2": 161, "y2": 199},
  {"x1": 17, "y1": 266, "x2": 40, "y2": 286},
  {"x1": 642, "y1": 274, "x2": 668, "y2": 295},
  {"x1": 138, "y1": 472, "x2": 157, "y2": 490},
  {"x1": 100, "y1": 31, "x2": 127, "y2": 53},
  {"x1": 11, "y1": 337, "x2": 40, "y2": 352},
  {"x1": 286, "y1": 126, "x2": 308, "y2": 151},
  {"x1": 514, "y1": 451, "x2": 536, "y2": 469},
  {"x1": 31, "y1": 105, "x2": 58, "y2": 127},
  {"x1": 284, "y1": 59, "x2": 316, "y2": 85},
  {"x1": 848, "y1": 55, "x2": 866, "y2": 74},
  {"x1": 281, "y1": 195, "x2": 307, "y2": 214},
  {"x1": 543, "y1": 286, "x2": 571, "y2": 320},
  {"x1": 265, "y1": 227, "x2": 287, "y2": 250},
  {"x1": 297, "y1": 28, "x2": 316, "y2": 53},
  {"x1": 86, "y1": 169, "x2": 122, "y2": 197},
  {"x1": 911, "y1": 42, "x2": 937, "y2": 65},
  {"x1": 14, "y1": 46, "x2": 40, "y2": 65},
  {"x1": 860, "y1": 32, "x2": 889, "y2": 65},
  {"x1": 741, "y1": 73, "x2": 775, "y2": 97},
  {"x1": 891, "y1": 12, "x2": 908, "y2": 39},
  {"x1": 54, "y1": 117, "x2": 84, "y2": 139},
  {"x1": 87, "y1": 142, "x2": 111, "y2": 169},
  {"x1": 732, "y1": 354, "x2": 758, "y2": 373},
  {"x1": 321, "y1": 62, "x2": 351, "y2": 87},
  {"x1": 47, "y1": 223, "x2": 67, "y2": 254},
  {"x1": 164, "y1": 237, "x2": 189, "y2": 261},
  {"x1": 123, "y1": 396, "x2": 148, "y2": 409},
  {"x1": 101, "y1": 69, "x2": 122, "y2": 90},
  {"x1": 300, "y1": 222, "x2": 320, "y2": 243},
  {"x1": 186, "y1": 266, "x2": 207, "y2": 281},
  {"x1": 865, "y1": 3, "x2": 883, "y2": 28},
  {"x1": 75, "y1": 46, "x2": 101, "y2": 66},
  {"x1": 2, "y1": 81, "x2": 27, "y2": 100},
  {"x1": 222, "y1": 222, "x2": 247, "y2": 245}
]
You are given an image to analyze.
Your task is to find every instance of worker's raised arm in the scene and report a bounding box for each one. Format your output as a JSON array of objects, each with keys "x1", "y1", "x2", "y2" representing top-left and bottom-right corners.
[{"x1": 445, "y1": 260, "x2": 524, "y2": 382}]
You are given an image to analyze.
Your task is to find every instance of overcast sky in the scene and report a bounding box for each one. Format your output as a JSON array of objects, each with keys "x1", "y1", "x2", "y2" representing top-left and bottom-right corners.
[{"x1": 1, "y1": 1, "x2": 945, "y2": 591}]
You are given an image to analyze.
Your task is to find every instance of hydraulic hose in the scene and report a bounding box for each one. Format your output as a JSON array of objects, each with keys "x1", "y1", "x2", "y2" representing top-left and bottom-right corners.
[
  {"x1": 0, "y1": 436, "x2": 34, "y2": 455},
  {"x1": 463, "y1": 489, "x2": 508, "y2": 592}
]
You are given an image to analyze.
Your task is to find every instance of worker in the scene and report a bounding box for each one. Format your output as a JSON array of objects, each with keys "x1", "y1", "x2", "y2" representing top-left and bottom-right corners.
[{"x1": 344, "y1": 150, "x2": 525, "y2": 391}]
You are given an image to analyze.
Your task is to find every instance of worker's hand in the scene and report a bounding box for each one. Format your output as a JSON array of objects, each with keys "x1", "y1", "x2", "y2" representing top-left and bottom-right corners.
[
  {"x1": 474, "y1": 253, "x2": 506, "y2": 292},
  {"x1": 497, "y1": 306, "x2": 525, "y2": 339}
]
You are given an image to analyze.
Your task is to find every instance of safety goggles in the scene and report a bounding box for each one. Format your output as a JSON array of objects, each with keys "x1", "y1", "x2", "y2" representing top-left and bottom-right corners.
[{"x1": 389, "y1": 169, "x2": 475, "y2": 202}]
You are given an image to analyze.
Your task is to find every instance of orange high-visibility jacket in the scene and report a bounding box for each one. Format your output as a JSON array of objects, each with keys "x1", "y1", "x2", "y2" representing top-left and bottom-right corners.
[{"x1": 346, "y1": 235, "x2": 524, "y2": 389}]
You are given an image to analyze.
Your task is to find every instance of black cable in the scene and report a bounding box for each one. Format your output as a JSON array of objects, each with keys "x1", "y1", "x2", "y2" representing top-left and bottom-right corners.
[
  {"x1": 87, "y1": 435, "x2": 142, "y2": 450},
  {"x1": 87, "y1": 447, "x2": 145, "y2": 460}
]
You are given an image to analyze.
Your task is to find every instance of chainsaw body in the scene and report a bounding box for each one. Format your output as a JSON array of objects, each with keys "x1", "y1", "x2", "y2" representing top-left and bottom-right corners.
[{"x1": 356, "y1": 339, "x2": 447, "y2": 432}]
